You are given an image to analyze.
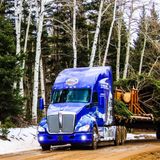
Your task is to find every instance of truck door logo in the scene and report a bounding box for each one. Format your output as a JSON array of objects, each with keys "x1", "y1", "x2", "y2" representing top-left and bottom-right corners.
[{"x1": 66, "y1": 78, "x2": 79, "y2": 86}]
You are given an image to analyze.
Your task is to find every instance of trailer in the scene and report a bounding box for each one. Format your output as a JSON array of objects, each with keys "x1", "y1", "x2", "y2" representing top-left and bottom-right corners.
[
  {"x1": 37, "y1": 67, "x2": 160, "y2": 150},
  {"x1": 114, "y1": 88, "x2": 160, "y2": 135}
]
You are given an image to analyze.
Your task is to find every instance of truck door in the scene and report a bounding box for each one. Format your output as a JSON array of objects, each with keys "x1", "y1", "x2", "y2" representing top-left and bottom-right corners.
[
  {"x1": 89, "y1": 91, "x2": 104, "y2": 126},
  {"x1": 98, "y1": 79, "x2": 114, "y2": 126}
]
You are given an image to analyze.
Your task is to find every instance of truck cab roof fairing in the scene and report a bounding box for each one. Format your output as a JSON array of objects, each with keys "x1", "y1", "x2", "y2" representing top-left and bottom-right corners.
[{"x1": 52, "y1": 67, "x2": 112, "y2": 90}]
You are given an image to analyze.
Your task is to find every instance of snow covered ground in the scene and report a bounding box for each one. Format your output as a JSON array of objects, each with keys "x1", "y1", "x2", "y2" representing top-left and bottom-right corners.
[
  {"x1": 0, "y1": 126, "x2": 156, "y2": 155},
  {"x1": 0, "y1": 126, "x2": 40, "y2": 155},
  {"x1": 127, "y1": 133, "x2": 156, "y2": 140}
]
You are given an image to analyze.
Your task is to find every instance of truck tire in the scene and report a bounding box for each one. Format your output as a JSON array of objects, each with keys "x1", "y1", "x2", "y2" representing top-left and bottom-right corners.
[
  {"x1": 91, "y1": 127, "x2": 99, "y2": 150},
  {"x1": 41, "y1": 145, "x2": 51, "y2": 151},
  {"x1": 156, "y1": 127, "x2": 160, "y2": 139},
  {"x1": 114, "y1": 126, "x2": 121, "y2": 146}
]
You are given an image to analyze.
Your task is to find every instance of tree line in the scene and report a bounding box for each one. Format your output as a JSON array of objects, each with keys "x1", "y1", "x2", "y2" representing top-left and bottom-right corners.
[{"x1": 0, "y1": 0, "x2": 160, "y2": 125}]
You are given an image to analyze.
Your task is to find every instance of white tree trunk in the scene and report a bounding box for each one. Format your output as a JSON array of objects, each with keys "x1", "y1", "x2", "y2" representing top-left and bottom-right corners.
[
  {"x1": 139, "y1": 22, "x2": 148, "y2": 75},
  {"x1": 89, "y1": 0, "x2": 104, "y2": 67},
  {"x1": 40, "y1": 58, "x2": 46, "y2": 114},
  {"x1": 32, "y1": 0, "x2": 45, "y2": 124},
  {"x1": 148, "y1": 56, "x2": 160, "y2": 76},
  {"x1": 123, "y1": 0, "x2": 133, "y2": 79},
  {"x1": 15, "y1": 0, "x2": 23, "y2": 56},
  {"x1": 14, "y1": 0, "x2": 23, "y2": 90},
  {"x1": 102, "y1": 0, "x2": 117, "y2": 66},
  {"x1": 98, "y1": 36, "x2": 102, "y2": 66},
  {"x1": 123, "y1": 30, "x2": 131, "y2": 79},
  {"x1": 19, "y1": 6, "x2": 32, "y2": 99},
  {"x1": 23, "y1": 7, "x2": 32, "y2": 55},
  {"x1": 138, "y1": 34, "x2": 146, "y2": 75},
  {"x1": 73, "y1": 0, "x2": 77, "y2": 68},
  {"x1": 116, "y1": 15, "x2": 122, "y2": 81}
]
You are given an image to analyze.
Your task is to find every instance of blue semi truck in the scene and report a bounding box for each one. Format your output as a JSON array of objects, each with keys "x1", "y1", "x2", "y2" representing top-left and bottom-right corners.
[{"x1": 37, "y1": 66, "x2": 127, "y2": 150}]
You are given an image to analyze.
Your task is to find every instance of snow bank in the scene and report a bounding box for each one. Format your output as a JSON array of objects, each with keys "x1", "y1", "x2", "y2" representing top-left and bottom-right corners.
[
  {"x1": 0, "y1": 126, "x2": 157, "y2": 155},
  {"x1": 0, "y1": 126, "x2": 40, "y2": 155},
  {"x1": 127, "y1": 133, "x2": 156, "y2": 140}
]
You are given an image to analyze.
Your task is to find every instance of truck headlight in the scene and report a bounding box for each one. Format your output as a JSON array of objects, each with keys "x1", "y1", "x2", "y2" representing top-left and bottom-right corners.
[
  {"x1": 38, "y1": 126, "x2": 45, "y2": 132},
  {"x1": 78, "y1": 125, "x2": 90, "y2": 132}
]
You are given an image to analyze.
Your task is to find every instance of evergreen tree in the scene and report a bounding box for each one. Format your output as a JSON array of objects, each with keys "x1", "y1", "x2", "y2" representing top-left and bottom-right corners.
[
  {"x1": 129, "y1": 3, "x2": 160, "y2": 117},
  {"x1": 91, "y1": 1, "x2": 127, "y2": 79},
  {"x1": 0, "y1": 11, "x2": 23, "y2": 122},
  {"x1": 134, "y1": 3, "x2": 160, "y2": 76}
]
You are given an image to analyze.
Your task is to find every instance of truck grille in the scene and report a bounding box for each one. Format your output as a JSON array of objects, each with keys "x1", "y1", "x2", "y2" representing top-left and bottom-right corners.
[{"x1": 47, "y1": 113, "x2": 75, "y2": 134}]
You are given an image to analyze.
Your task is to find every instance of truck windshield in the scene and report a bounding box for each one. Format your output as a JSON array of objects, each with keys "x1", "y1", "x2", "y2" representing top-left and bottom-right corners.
[{"x1": 52, "y1": 89, "x2": 91, "y2": 103}]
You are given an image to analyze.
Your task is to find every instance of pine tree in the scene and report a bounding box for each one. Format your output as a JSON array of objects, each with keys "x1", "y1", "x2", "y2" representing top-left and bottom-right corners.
[
  {"x1": 134, "y1": 3, "x2": 160, "y2": 77},
  {"x1": 0, "y1": 10, "x2": 23, "y2": 122},
  {"x1": 130, "y1": 3, "x2": 160, "y2": 117}
]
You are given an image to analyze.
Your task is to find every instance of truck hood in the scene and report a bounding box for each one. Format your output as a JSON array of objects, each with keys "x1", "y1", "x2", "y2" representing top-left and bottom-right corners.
[{"x1": 47, "y1": 103, "x2": 89, "y2": 116}]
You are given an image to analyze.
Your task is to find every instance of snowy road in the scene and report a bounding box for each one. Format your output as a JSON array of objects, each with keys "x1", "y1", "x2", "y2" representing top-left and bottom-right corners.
[
  {"x1": 0, "y1": 127, "x2": 160, "y2": 159},
  {"x1": 0, "y1": 140, "x2": 160, "y2": 160}
]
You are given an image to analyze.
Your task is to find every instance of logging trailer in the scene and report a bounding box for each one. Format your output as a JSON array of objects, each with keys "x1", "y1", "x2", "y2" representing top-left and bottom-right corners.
[{"x1": 37, "y1": 67, "x2": 160, "y2": 150}]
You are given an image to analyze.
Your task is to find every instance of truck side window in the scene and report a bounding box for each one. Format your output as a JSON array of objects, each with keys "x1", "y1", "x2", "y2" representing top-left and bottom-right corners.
[{"x1": 92, "y1": 92, "x2": 98, "y2": 103}]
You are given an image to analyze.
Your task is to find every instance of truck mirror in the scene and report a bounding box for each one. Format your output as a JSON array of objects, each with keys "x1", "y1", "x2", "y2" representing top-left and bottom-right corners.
[{"x1": 39, "y1": 97, "x2": 44, "y2": 110}]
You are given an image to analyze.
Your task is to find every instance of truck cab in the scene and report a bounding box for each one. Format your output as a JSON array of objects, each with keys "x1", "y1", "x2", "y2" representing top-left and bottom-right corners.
[{"x1": 38, "y1": 67, "x2": 121, "y2": 150}]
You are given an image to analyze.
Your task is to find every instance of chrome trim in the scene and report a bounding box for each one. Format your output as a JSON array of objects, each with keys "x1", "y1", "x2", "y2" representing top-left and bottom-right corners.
[{"x1": 47, "y1": 112, "x2": 76, "y2": 134}]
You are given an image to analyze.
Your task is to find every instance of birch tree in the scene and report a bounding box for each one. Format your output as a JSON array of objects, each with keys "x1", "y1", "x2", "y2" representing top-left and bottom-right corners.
[
  {"x1": 14, "y1": 0, "x2": 23, "y2": 90},
  {"x1": 89, "y1": 0, "x2": 104, "y2": 67},
  {"x1": 123, "y1": 0, "x2": 134, "y2": 79},
  {"x1": 134, "y1": 2, "x2": 160, "y2": 77},
  {"x1": 15, "y1": 0, "x2": 23, "y2": 56},
  {"x1": 32, "y1": 0, "x2": 45, "y2": 124},
  {"x1": 20, "y1": 3, "x2": 32, "y2": 100},
  {"x1": 116, "y1": 0, "x2": 125, "y2": 80},
  {"x1": 40, "y1": 58, "x2": 46, "y2": 114},
  {"x1": 73, "y1": 0, "x2": 77, "y2": 68},
  {"x1": 23, "y1": 4, "x2": 32, "y2": 67},
  {"x1": 138, "y1": 21, "x2": 148, "y2": 75},
  {"x1": 116, "y1": 14, "x2": 122, "y2": 80},
  {"x1": 102, "y1": 0, "x2": 117, "y2": 66}
]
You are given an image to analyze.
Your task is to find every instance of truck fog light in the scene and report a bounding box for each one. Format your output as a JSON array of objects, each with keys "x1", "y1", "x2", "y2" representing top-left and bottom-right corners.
[
  {"x1": 39, "y1": 136, "x2": 44, "y2": 141},
  {"x1": 81, "y1": 135, "x2": 86, "y2": 141}
]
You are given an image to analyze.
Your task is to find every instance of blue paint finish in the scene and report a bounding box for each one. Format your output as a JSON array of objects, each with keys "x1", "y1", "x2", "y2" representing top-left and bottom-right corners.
[
  {"x1": 75, "y1": 114, "x2": 96, "y2": 132},
  {"x1": 53, "y1": 67, "x2": 112, "y2": 90},
  {"x1": 47, "y1": 103, "x2": 89, "y2": 116},
  {"x1": 38, "y1": 132, "x2": 92, "y2": 145},
  {"x1": 38, "y1": 67, "x2": 114, "y2": 147},
  {"x1": 39, "y1": 117, "x2": 47, "y2": 126},
  {"x1": 39, "y1": 98, "x2": 44, "y2": 110}
]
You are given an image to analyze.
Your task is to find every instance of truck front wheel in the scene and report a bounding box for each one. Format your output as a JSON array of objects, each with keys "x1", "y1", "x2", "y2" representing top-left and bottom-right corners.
[
  {"x1": 41, "y1": 145, "x2": 51, "y2": 151},
  {"x1": 91, "y1": 127, "x2": 99, "y2": 150}
]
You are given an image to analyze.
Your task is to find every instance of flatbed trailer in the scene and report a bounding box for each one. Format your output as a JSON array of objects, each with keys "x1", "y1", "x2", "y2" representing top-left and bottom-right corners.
[{"x1": 114, "y1": 88, "x2": 160, "y2": 138}]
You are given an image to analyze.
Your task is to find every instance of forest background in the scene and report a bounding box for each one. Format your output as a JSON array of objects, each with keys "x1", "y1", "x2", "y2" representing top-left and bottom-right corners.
[{"x1": 0, "y1": 0, "x2": 160, "y2": 126}]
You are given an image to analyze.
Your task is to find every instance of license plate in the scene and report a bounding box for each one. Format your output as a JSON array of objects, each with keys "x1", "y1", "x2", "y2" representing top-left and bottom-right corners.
[{"x1": 58, "y1": 135, "x2": 63, "y2": 141}]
